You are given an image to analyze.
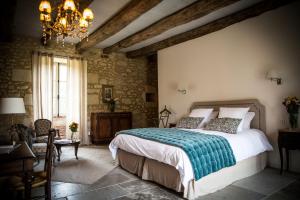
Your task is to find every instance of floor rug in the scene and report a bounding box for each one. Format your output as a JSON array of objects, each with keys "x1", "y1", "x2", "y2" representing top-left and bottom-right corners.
[{"x1": 44, "y1": 145, "x2": 116, "y2": 184}]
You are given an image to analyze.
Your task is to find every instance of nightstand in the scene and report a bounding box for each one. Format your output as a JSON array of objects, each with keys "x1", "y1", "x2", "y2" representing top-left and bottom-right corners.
[
  {"x1": 278, "y1": 128, "x2": 300, "y2": 174},
  {"x1": 169, "y1": 123, "x2": 176, "y2": 128}
]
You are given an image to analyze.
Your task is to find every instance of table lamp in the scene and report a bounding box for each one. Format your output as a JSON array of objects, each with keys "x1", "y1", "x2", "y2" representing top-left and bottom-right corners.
[{"x1": 0, "y1": 98, "x2": 26, "y2": 125}]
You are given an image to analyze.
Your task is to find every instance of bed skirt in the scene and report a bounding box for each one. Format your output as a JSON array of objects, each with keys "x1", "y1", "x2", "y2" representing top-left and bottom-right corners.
[{"x1": 117, "y1": 149, "x2": 267, "y2": 199}]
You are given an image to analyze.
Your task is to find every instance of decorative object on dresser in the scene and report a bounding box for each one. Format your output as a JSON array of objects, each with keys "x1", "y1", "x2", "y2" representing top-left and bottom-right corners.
[
  {"x1": 159, "y1": 105, "x2": 171, "y2": 128},
  {"x1": 90, "y1": 112, "x2": 132, "y2": 144},
  {"x1": 107, "y1": 98, "x2": 119, "y2": 112},
  {"x1": 278, "y1": 128, "x2": 300, "y2": 174},
  {"x1": 282, "y1": 96, "x2": 299, "y2": 129}
]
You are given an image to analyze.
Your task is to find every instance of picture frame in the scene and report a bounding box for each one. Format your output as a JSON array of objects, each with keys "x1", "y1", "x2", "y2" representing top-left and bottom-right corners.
[{"x1": 102, "y1": 85, "x2": 113, "y2": 103}]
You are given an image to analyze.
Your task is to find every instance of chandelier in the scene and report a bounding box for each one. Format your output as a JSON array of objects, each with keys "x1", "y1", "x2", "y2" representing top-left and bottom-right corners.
[{"x1": 39, "y1": 0, "x2": 94, "y2": 45}]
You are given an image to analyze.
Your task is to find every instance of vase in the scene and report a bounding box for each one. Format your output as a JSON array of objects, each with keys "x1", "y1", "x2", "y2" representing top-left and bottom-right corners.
[
  {"x1": 109, "y1": 103, "x2": 115, "y2": 112},
  {"x1": 289, "y1": 113, "x2": 298, "y2": 129},
  {"x1": 71, "y1": 131, "x2": 77, "y2": 141}
]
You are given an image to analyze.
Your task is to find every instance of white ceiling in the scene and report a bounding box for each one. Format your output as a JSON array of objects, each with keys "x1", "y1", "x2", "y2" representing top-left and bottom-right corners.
[{"x1": 13, "y1": 0, "x2": 264, "y2": 52}]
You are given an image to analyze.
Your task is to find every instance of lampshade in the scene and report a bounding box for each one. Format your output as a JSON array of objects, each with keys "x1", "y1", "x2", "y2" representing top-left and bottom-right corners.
[{"x1": 0, "y1": 98, "x2": 26, "y2": 114}]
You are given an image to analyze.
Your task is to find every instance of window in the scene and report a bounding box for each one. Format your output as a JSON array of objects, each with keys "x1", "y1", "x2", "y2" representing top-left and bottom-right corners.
[{"x1": 53, "y1": 57, "x2": 68, "y2": 117}]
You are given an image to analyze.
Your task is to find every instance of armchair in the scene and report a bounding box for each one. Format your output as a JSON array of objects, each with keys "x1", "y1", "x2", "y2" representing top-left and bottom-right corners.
[
  {"x1": 32, "y1": 119, "x2": 59, "y2": 164},
  {"x1": 33, "y1": 119, "x2": 60, "y2": 143}
]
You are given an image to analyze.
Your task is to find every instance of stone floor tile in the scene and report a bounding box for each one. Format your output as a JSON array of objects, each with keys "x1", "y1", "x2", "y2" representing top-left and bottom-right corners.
[
  {"x1": 197, "y1": 185, "x2": 265, "y2": 200},
  {"x1": 52, "y1": 182, "x2": 89, "y2": 199},
  {"x1": 67, "y1": 185, "x2": 128, "y2": 200},
  {"x1": 118, "y1": 179, "x2": 157, "y2": 193},
  {"x1": 115, "y1": 187, "x2": 183, "y2": 200},
  {"x1": 264, "y1": 192, "x2": 299, "y2": 200},
  {"x1": 109, "y1": 166, "x2": 139, "y2": 180},
  {"x1": 88, "y1": 173, "x2": 131, "y2": 190},
  {"x1": 280, "y1": 180, "x2": 300, "y2": 196},
  {"x1": 233, "y1": 168, "x2": 296, "y2": 195}
]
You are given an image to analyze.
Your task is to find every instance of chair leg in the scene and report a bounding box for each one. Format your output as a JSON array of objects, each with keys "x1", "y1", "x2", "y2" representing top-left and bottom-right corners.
[
  {"x1": 45, "y1": 181, "x2": 51, "y2": 200},
  {"x1": 33, "y1": 156, "x2": 40, "y2": 167}
]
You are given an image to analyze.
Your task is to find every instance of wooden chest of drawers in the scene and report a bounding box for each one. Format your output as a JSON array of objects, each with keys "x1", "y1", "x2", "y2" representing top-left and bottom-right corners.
[{"x1": 90, "y1": 112, "x2": 132, "y2": 144}]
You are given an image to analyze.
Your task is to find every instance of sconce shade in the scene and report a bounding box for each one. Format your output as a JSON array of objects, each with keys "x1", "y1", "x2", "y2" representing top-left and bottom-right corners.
[
  {"x1": 266, "y1": 69, "x2": 282, "y2": 85},
  {"x1": 267, "y1": 69, "x2": 280, "y2": 79},
  {"x1": 0, "y1": 98, "x2": 26, "y2": 114}
]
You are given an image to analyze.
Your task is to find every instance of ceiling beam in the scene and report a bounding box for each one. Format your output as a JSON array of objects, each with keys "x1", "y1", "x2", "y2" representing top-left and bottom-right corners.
[
  {"x1": 76, "y1": 0, "x2": 162, "y2": 52},
  {"x1": 103, "y1": 0, "x2": 239, "y2": 54},
  {"x1": 0, "y1": 0, "x2": 17, "y2": 42},
  {"x1": 126, "y1": 0, "x2": 296, "y2": 58}
]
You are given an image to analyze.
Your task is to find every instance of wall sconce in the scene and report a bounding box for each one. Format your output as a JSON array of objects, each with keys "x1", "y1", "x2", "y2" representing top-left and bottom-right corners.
[
  {"x1": 177, "y1": 89, "x2": 186, "y2": 94},
  {"x1": 267, "y1": 69, "x2": 282, "y2": 85}
]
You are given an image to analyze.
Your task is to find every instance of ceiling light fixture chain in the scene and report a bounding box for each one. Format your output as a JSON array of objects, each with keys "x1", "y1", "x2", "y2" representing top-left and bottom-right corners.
[{"x1": 39, "y1": 0, "x2": 94, "y2": 46}]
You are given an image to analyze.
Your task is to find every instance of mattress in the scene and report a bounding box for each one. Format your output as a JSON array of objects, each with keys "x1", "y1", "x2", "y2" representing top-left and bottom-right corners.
[{"x1": 109, "y1": 128, "x2": 273, "y2": 188}]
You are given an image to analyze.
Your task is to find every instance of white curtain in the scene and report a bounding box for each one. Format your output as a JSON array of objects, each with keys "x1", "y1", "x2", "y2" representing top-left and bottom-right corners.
[
  {"x1": 66, "y1": 58, "x2": 88, "y2": 144},
  {"x1": 32, "y1": 52, "x2": 53, "y2": 121}
]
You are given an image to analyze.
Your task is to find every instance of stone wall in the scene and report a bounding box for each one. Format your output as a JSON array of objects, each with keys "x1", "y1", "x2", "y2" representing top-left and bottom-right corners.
[{"x1": 0, "y1": 35, "x2": 158, "y2": 136}]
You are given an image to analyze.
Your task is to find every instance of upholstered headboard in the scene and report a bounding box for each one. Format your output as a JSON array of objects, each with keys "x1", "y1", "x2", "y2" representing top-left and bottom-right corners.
[{"x1": 190, "y1": 99, "x2": 266, "y2": 133}]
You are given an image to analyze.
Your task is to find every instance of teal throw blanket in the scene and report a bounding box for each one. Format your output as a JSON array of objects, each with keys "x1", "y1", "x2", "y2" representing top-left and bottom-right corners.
[{"x1": 117, "y1": 128, "x2": 236, "y2": 181}]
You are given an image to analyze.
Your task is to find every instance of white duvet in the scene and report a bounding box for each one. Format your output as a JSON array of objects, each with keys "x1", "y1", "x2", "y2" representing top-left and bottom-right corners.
[{"x1": 109, "y1": 128, "x2": 273, "y2": 188}]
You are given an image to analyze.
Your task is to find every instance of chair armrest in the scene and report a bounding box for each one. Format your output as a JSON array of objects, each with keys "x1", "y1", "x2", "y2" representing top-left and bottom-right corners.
[
  {"x1": 32, "y1": 130, "x2": 37, "y2": 138},
  {"x1": 55, "y1": 129, "x2": 60, "y2": 138}
]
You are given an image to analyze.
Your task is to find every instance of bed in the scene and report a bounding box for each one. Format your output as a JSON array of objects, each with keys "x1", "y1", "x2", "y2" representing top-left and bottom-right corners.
[{"x1": 109, "y1": 99, "x2": 273, "y2": 199}]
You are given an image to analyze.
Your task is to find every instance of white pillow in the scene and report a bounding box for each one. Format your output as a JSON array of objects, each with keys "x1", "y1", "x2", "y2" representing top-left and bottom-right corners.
[
  {"x1": 218, "y1": 107, "x2": 250, "y2": 132},
  {"x1": 242, "y1": 112, "x2": 255, "y2": 130},
  {"x1": 189, "y1": 108, "x2": 213, "y2": 128},
  {"x1": 199, "y1": 111, "x2": 219, "y2": 128},
  {"x1": 206, "y1": 111, "x2": 219, "y2": 122}
]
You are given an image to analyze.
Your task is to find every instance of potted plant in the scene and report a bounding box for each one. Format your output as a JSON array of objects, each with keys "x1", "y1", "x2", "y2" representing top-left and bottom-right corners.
[
  {"x1": 283, "y1": 96, "x2": 299, "y2": 129},
  {"x1": 69, "y1": 122, "x2": 79, "y2": 141}
]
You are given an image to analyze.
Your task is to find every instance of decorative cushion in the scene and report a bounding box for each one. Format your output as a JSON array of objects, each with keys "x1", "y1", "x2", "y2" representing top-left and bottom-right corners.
[
  {"x1": 176, "y1": 117, "x2": 204, "y2": 129},
  {"x1": 204, "y1": 118, "x2": 242, "y2": 134},
  {"x1": 218, "y1": 107, "x2": 249, "y2": 132},
  {"x1": 32, "y1": 143, "x2": 47, "y2": 154},
  {"x1": 34, "y1": 136, "x2": 48, "y2": 143},
  {"x1": 189, "y1": 108, "x2": 214, "y2": 128}
]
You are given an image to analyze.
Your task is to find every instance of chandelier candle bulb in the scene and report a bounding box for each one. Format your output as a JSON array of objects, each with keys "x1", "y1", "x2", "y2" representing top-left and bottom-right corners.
[
  {"x1": 39, "y1": 0, "x2": 51, "y2": 13},
  {"x1": 83, "y1": 8, "x2": 94, "y2": 21},
  {"x1": 80, "y1": 18, "x2": 88, "y2": 28},
  {"x1": 64, "y1": 0, "x2": 76, "y2": 11}
]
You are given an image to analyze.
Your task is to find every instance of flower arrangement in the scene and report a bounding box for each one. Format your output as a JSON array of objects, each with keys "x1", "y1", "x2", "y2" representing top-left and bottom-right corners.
[
  {"x1": 282, "y1": 96, "x2": 299, "y2": 128},
  {"x1": 69, "y1": 122, "x2": 79, "y2": 132},
  {"x1": 107, "y1": 98, "x2": 119, "y2": 112},
  {"x1": 283, "y1": 96, "x2": 300, "y2": 113}
]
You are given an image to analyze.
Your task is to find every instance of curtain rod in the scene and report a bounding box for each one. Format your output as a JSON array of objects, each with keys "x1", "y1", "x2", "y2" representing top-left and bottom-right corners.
[{"x1": 32, "y1": 50, "x2": 86, "y2": 60}]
